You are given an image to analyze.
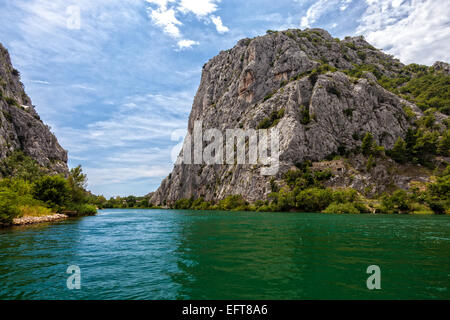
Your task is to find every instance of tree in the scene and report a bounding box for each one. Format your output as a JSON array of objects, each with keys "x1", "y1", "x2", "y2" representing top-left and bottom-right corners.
[
  {"x1": 68, "y1": 165, "x2": 88, "y2": 204},
  {"x1": 33, "y1": 175, "x2": 70, "y2": 209},
  {"x1": 0, "y1": 188, "x2": 20, "y2": 225},
  {"x1": 362, "y1": 133, "x2": 374, "y2": 156},
  {"x1": 390, "y1": 137, "x2": 408, "y2": 163},
  {"x1": 437, "y1": 130, "x2": 450, "y2": 157},
  {"x1": 426, "y1": 165, "x2": 450, "y2": 214}
]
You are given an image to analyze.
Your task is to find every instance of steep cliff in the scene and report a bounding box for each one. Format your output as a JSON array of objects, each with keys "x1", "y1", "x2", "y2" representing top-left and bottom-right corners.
[
  {"x1": 0, "y1": 43, "x2": 68, "y2": 175},
  {"x1": 151, "y1": 29, "x2": 448, "y2": 206}
]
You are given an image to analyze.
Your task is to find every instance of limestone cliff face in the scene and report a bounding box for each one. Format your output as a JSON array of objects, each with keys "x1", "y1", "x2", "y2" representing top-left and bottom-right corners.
[
  {"x1": 0, "y1": 43, "x2": 68, "y2": 175},
  {"x1": 151, "y1": 29, "x2": 441, "y2": 206}
]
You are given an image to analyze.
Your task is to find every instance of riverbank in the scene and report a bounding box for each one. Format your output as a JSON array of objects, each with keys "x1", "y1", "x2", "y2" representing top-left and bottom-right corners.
[{"x1": 11, "y1": 214, "x2": 68, "y2": 226}]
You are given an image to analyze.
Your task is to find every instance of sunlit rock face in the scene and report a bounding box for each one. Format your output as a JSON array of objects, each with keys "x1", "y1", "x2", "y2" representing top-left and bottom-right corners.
[{"x1": 151, "y1": 29, "x2": 444, "y2": 206}]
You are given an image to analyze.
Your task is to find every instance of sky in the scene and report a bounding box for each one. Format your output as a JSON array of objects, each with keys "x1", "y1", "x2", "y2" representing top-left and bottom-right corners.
[{"x1": 0, "y1": 0, "x2": 448, "y2": 198}]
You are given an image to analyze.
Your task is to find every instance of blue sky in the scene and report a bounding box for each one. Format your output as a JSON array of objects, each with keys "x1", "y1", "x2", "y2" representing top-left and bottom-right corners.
[{"x1": 0, "y1": 0, "x2": 448, "y2": 198}]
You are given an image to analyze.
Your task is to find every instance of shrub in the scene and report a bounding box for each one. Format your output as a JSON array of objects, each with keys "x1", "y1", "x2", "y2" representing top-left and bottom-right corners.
[
  {"x1": 0, "y1": 188, "x2": 20, "y2": 225},
  {"x1": 0, "y1": 151, "x2": 44, "y2": 182},
  {"x1": 389, "y1": 137, "x2": 408, "y2": 163},
  {"x1": 174, "y1": 198, "x2": 193, "y2": 209},
  {"x1": 66, "y1": 204, "x2": 97, "y2": 216},
  {"x1": 332, "y1": 188, "x2": 359, "y2": 203},
  {"x1": 343, "y1": 108, "x2": 353, "y2": 118},
  {"x1": 33, "y1": 175, "x2": 70, "y2": 210},
  {"x1": 437, "y1": 130, "x2": 450, "y2": 156},
  {"x1": 299, "y1": 105, "x2": 310, "y2": 125},
  {"x1": 380, "y1": 190, "x2": 410, "y2": 214},
  {"x1": 426, "y1": 165, "x2": 450, "y2": 214},
  {"x1": 4, "y1": 97, "x2": 18, "y2": 106},
  {"x1": 362, "y1": 132, "x2": 375, "y2": 156},
  {"x1": 295, "y1": 188, "x2": 333, "y2": 212},
  {"x1": 217, "y1": 195, "x2": 248, "y2": 211},
  {"x1": 257, "y1": 108, "x2": 285, "y2": 129},
  {"x1": 322, "y1": 202, "x2": 360, "y2": 214}
]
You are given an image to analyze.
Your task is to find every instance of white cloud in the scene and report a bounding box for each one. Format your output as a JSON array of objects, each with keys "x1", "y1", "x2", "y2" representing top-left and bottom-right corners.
[
  {"x1": 58, "y1": 91, "x2": 192, "y2": 154},
  {"x1": 177, "y1": 39, "x2": 199, "y2": 49},
  {"x1": 340, "y1": 0, "x2": 353, "y2": 11},
  {"x1": 211, "y1": 15, "x2": 229, "y2": 33},
  {"x1": 148, "y1": 6, "x2": 182, "y2": 38},
  {"x1": 145, "y1": 0, "x2": 228, "y2": 47},
  {"x1": 301, "y1": 0, "x2": 338, "y2": 28},
  {"x1": 178, "y1": 0, "x2": 219, "y2": 17},
  {"x1": 356, "y1": 0, "x2": 450, "y2": 65},
  {"x1": 29, "y1": 79, "x2": 51, "y2": 85}
]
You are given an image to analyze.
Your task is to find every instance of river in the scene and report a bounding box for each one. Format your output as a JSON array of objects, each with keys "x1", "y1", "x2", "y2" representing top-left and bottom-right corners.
[{"x1": 0, "y1": 209, "x2": 449, "y2": 299}]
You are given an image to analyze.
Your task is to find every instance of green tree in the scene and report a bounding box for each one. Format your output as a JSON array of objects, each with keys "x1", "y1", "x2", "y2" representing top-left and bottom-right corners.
[
  {"x1": 437, "y1": 130, "x2": 450, "y2": 156},
  {"x1": 362, "y1": 132, "x2": 374, "y2": 156},
  {"x1": 33, "y1": 175, "x2": 70, "y2": 210},
  {"x1": 390, "y1": 137, "x2": 408, "y2": 163},
  {"x1": 0, "y1": 188, "x2": 20, "y2": 225},
  {"x1": 68, "y1": 165, "x2": 88, "y2": 204},
  {"x1": 426, "y1": 166, "x2": 450, "y2": 214}
]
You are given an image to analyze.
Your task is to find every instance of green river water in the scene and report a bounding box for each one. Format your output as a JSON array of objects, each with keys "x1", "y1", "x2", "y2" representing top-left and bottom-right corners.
[{"x1": 0, "y1": 209, "x2": 449, "y2": 299}]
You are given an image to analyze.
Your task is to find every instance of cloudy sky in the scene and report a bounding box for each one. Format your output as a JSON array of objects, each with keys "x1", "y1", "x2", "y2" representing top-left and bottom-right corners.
[{"x1": 0, "y1": 0, "x2": 448, "y2": 197}]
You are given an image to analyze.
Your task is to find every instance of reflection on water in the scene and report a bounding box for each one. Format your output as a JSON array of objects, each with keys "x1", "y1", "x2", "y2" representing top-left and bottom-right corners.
[{"x1": 0, "y1": 209, "x2": 449, "y2": 300}]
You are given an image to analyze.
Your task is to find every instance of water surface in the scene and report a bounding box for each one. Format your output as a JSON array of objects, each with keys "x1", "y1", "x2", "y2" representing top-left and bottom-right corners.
[{"x1": 0, "y1": 209, "x2": 449, "y2": 299}]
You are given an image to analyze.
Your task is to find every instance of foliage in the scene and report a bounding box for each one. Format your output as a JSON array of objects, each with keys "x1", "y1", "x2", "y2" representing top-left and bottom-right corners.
[
  {"x1": 0, "y1": 151, "x2": 44, "y2": 182},
  {"x1": 322, "y1": 202, "x2": 360, "y2": 214},
  {"x1": 295, "y1": 187, "x2": 333, "y2": 211},
  {"x1": 361, "y1": 133, "x2": 384, "y2": 157},
  {"x1": 68, "y1": 165, "x2": 88, "y2": 204},
  {"x1": 65, "y1": 203, "x2": 97, "y2": 216},
  {"x1": 378, "y1": 64, "x2": 450, "y2": 115},
  {"x1": 389, "y1": 137, "x2": 408, "y2": 163},
  {"x1": 257, "y1": 108, "x2": 285, "y2": 129},
  {"x1": 380, "y1": 190, "x2": 410, "y2": 214},
  {"x1": 425, "y1": 166, "x2": 450, "y2": 214},
  {"x1": 0, "y1": 188, "x2": 21, "y2": 225},
  {"x1": 344, "y1": 63, "x2": 382, "y2": 80},
  {"x1": 217, "y1": 195, "x2": 249, "y2": 211},
  {"x1": 33, "y1": 175, "x2": 71, "y2": 211},
  {"x1": 299, "y1": 105, "x2": 310, "y2": 125},
  {"x1": 100, "y1": 195, "x2": 155, "y2": 209}
]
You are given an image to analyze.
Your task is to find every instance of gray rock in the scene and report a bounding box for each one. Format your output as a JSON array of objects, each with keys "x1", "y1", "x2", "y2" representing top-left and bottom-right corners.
[
  {"x1": 150, "y1": 29, "x2": 446, "y2": 206},
  {"x1": 0, "y1": 43, "x2": 68, "y2": 175}
]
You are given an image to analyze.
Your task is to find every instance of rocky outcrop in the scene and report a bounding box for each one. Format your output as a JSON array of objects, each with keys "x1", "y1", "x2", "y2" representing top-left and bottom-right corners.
[
  {"x1": 433, "y1": 61, "x2": 450, "y2": 75},
  {"x1": 0, "y1": 43, "x2": 68, "y2": 175},
  {"x1": 150, "y1": 29, "x2": 446, "y2": 206}
]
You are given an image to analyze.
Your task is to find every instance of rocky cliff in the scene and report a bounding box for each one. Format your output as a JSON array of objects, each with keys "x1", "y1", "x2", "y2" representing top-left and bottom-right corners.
[
  {"x1": 151, "y1": 29, "x2": 448, "y2": 206},
  {"x1": 0, "y1": 43, "x2": 68, "y2": 175}
]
